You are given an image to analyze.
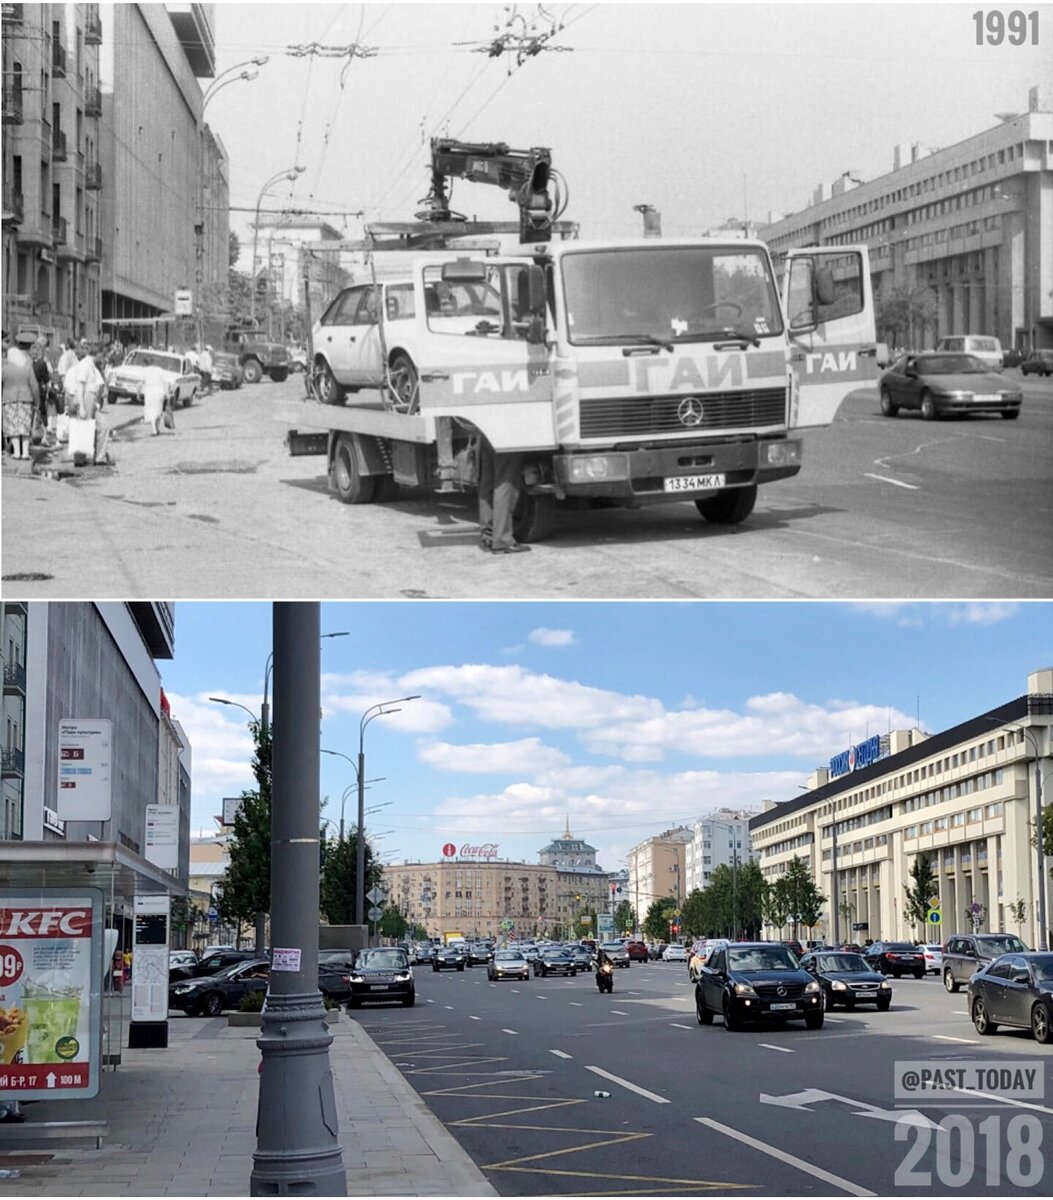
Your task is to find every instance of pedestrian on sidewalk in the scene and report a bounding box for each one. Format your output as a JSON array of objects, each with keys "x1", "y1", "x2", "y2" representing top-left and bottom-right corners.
[
  {"x1": 142, "y1": 363, "x2": 167, "y2": 435},
  {"x1": 56, "y1": 338, "x2": 77, "y2": 378},
  {"x1": 198, "y1": 344, "x2": 214, "y2": 395},
  {"x1": 477, "y1": 434, "x2": 529, "y2": 554},
  {"x1": 2, "y1": 330, "x2": 40, "y2": 460},
  {"x1": 29, "y1": 339, "x2": 52, "y2": 443}
]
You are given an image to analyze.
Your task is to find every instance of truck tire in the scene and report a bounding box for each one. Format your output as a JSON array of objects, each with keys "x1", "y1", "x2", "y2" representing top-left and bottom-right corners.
[
  {"x1": 269, "y1": 367, "x2": 289, "y2": 384},
  {"x1": 182, "y1": 388, "x2": 194, "y2": 409},
  {"x1": 387, "y1": 353, "x2": 419, "y2": 413},
  {"x1": 242, "y1": 358, "x2": 263, "y2": 385},
  {"x1": 695, "y1": 485, "x2": 757, "y2": 526},
  {"x1": 330, "y1": 435, "x2": 375, "y2": 505},
  {"x1": 513, "y1": 492, "x2": 556, "y2": 544},
  {"x1": 317, "y1": 361, "x2": 346, "y2": 406}
]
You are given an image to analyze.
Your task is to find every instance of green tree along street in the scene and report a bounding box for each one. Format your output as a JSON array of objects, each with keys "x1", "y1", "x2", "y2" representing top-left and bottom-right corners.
[
  {"x1": 777, "y1": 855, "x2": 826, "y2": 939},
  {"x1": 613, "y1": 899, "x2": 636, "y2": 935},
  {"x1": 875, "y1": 282, "x2": 937, "y2": 349},
  {"x1": 642, "y1": 896, "x2": 677, "y2": 942},
  {"x1": 378, "y1": 904, "x2": 408, "y2": 941},
  {"x1": 904, "y1": 851, "x2": 938, "y2": 938},
  {"x1": 319, "y1": 831, "x2": 380, "y2": 927},
  {"x1": 218, "y1": 721, "x2": 271, "y2": 950}
]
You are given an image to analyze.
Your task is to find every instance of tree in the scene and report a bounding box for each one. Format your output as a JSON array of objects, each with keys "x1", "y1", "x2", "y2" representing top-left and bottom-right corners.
[
  {"x1": 378, "y1": 904, "x2": 408, "y2": 940},
  {"x1": 736, "y1": 860, "x2": 767, "y2": 940},
  {"x1": 218, "y1": 721, "x2": 271, "y2": 952},
  {"x1": 904, "y1": 852, "x2": 938, "y2": 939},
  {"x1": 763, "y1": 877, "x2": 789, "y2": 934},
  {"x1": 319, "y1": 831, "x2": 380, "y2": 926},
  {"x1": 779, "y1": 856, "x2": 825, "y2": 938},
  {"x1": 642, "y1": 896, "x2": 677, "y2": 942},
  {"x1": 613, "y1": 900, "x2": 636, "y2": 935},
  {"x1": 678, "y1": 888, "x2": 708, "y2": 938},
  {"x1": 875, "y1": 282, "x2": 937, "y2": 350},
  {"x1": 229, "y1": 229, "x2": 241, "y2": 268}
]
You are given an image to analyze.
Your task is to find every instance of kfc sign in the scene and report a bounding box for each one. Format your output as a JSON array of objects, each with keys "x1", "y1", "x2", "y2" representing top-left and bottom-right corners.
[
  {"x1": 0, "y1": 908, "x2": 93, "y2": 938},
  {"x1": 442, "y1": 843, "x2": 499, "y2": 860}
]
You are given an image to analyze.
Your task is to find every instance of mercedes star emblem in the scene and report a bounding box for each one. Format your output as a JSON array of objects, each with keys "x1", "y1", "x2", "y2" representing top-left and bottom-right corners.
[{"x1": 677, "y1": 395, "x2": 705, "y2": 426}]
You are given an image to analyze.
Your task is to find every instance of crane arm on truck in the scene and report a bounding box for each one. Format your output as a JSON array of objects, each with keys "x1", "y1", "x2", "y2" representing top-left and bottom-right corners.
[{"x1": 417, "y1": 138, "x2": 565, "y2": 244}]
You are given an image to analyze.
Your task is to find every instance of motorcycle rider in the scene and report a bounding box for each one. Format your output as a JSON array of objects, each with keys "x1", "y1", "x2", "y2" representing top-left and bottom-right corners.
[{"x1": 595, "y1": 947, "x2": 614, "y2": 992}]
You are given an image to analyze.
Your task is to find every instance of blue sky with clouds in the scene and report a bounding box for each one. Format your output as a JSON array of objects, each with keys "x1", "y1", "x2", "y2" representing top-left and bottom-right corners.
[{"x1": 163, "y1": 602, "x2": 1050, "y2": 874}]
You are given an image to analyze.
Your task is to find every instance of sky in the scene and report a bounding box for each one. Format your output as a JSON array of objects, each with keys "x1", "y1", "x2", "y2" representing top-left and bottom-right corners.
[
  {"x1": 163, "y1": 600, "x2": 1052, "y2": 875},
  {"x1": 194, "y1": 1, "x2": 1053, "y2": 262}
]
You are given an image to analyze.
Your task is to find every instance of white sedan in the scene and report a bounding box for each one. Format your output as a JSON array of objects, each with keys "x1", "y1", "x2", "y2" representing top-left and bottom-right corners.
[
  {"x1": 922, "y1": 944, "x2": 943, "y2": 974},
  {"x1": 662, "y1": 944, "x2": 688, "y2": 962},
  {"x1": 106, "y1": 349, "x2": 200, "y2": 409}
]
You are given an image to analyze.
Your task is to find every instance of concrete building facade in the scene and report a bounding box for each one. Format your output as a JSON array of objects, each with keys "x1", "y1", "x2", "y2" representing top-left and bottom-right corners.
[
  {"x1": 750, "y1": 669, "x2": 1053, "y2": 948},
  {"x1": 626, "y1": 825, "x2": 693, "y2": 928},
  {"x1": 684, "y1": 808, "x2": 757, "y2": 894},
  {"x1": 761, "y1": 84, "x2": 1053, "y2": 353}
]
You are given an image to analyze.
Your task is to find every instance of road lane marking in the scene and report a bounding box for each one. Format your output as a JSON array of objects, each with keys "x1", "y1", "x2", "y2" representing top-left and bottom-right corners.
[
  {"x1": 610, "y1": 1010, "x2": 628, "y2": 1015},
  {"x1": 952, "y1": 1010, "x2": 968, "y2": 1015},
  {"x1": 670, "y1": 1023, "x2": 693, "y2": 1030},
  {"x1": 759, "y1": 1044, "x2": 794, "y2": 1053},
  {"x1": 696, "y1": 1117, "x2": 875, "y2": 1196},
  {"x1": 549, "y1": 1049, "x2": 572, "y2": 1059},
  {"x1": 425, "y1": 999, "x2": 435, "y2": 1003},
  {"x1": 570, "y1": 1001, "x2": 582, "y2": 1007},
  {"x1": 468, "y1": 1015, "x2": 480, "y2": 1021},
  {"x1": 444, "y1": 1005, "x2": 455, "y2": 1010},
  {"x1": 585, "y1": 1065, "x2": 669, "y2": 1105},
  {"x1": 932, "y1": 1034, "x2": 978, "y2": 1044},
  {"x1": 864, "y1": 472, "x2": 919, "y2": 490},
  {"x1": 948, "y1": 1087, "x2": 1053, "y2": 1116},
  {"x1": 537, "y1": 995, "x2": 548, "y2": 1000},
  {"x1": 510, "y1": 989, "x2": 520, "y2": 994},
  {"x1": 501, "y1": 1028, "x2": 519, "y2": 1035}
]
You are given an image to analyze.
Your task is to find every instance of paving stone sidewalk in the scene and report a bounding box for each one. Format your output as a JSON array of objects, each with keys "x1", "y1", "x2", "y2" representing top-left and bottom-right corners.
[{"x1": 0, "y1": 1014, "x2": 495, "y2": 1198}]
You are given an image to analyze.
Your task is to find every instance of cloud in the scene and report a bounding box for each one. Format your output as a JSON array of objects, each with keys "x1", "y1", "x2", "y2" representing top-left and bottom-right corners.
[
  {"x1": 528, "y1": 628, "x2": 577, "y2": 647},
  {"x1": 848, "y1": 602, "x2": 923, "y2": 628},
  {"x1": 164, "y1": 692, "x2": 259, "y2": 818},
  {"x1": 320, "y1": 671, "x2": 452, "y2": 734},
  {"x1": 418, "y1": 738, "x2": 571, "y2": 774},
  {"x1": 947, "y1": 602, "x2": 1019, "y2": 626}
]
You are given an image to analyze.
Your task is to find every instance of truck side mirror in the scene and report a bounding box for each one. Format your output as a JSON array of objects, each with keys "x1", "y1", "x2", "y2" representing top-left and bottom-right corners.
[
  {"x1": 814, "y1": 267, "x2": 836, "y2": 307},
  {"x1": 524, "y1": 264, "x2": 547, "y2": 316}
]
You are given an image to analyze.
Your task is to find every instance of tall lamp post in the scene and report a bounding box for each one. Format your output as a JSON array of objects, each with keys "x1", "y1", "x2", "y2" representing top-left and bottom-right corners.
[
  {"x1": 250, "y1": 167, "x2": 305, "y2": 324},
  {"x1": 357, "y1": 697, "x2": 420, "y2": 928},
  {"x1": 320, "y1": 747, "x2": 384, "y2": 840}
]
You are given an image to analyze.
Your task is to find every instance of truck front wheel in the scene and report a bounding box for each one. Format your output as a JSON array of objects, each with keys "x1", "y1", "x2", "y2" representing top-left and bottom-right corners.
[
  {"x1": 242, "y1": 358, "x2": 263, "y2": 385},
  {"x1": 695, "y1": 485, "x2": 757, "y2": 526},
  {"x1": 317, "y1": 361, "x2": 346, "y2": 406},
  {"x1": 269, "y1": 367, "x2": 289, "y2": 384},
  {"x1": 330, "y1": 435, "x2": 375, "y2": 505},
  {"x1": 513, "y1": 492, "x2": 556, "y2": 544}
]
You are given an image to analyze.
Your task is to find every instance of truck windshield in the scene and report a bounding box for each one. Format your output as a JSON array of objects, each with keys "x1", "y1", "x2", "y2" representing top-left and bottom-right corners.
[{"x1": 561, "y1": 246, "x2": 783, "y2": 347}]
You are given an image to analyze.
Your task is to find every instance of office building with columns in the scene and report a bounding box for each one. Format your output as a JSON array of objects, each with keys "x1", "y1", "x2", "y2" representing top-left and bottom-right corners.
[
  {"x1": 760, "y1": 83, "x2": 1053, "y2": 354},
  {"x1": 749, "y1": 669, "x2": 1053, "y2": 948}
]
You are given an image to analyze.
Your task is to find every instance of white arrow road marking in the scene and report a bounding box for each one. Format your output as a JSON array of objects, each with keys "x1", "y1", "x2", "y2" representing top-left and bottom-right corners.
[
  {"x1": 696, "y1": 1118, "x2": 875, "y2": 1197},
  {"x1": 864, "y1": 472, "x2": 919, "y2": 490},
  {"x1": 585, "y1": 1065, "x2": 669, "y2": 1104},
  {"x1": 549, "y1": 1049, "x2": 572, "y2": 1059},
  {"x1": 759, "y1": 1088, "x2": 937, "y2": 1128},
  {"x1": 759, "y1": 1044, "x2": 794, "y2": 1053}
]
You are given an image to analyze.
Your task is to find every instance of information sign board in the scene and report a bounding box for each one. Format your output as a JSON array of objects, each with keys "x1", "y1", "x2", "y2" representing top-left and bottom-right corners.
[{"x1": 56, "y1": 720, "x2": 112, "y2": 821}]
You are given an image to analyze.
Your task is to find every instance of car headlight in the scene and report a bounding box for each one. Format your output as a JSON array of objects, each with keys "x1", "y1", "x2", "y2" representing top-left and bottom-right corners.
[
  {"x1": 733, "y1": 982, "x2": 757, "y2": 997},
  {"x1": 173, "y1": 984, "x2": 192, "y2": 994},
  {"x1": 350, "y1": 974, "x2": 364, "y2": 984},
  {"x1": 804, "y1": 980, "x2": 821, "y2": 994},
  {"x1": 831, "y1": 980, "x2": 847, "y2": 991},
  {"x1": 395, "y1": 972, "x2": 411, "y2": 982},
  {"x1": 880, "y1": 980, "x2": 892, "y2": 989}
]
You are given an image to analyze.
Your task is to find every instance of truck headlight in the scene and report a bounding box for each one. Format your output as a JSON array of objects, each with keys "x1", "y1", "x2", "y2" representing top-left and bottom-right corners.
[
  {"x1": 567, "y1": 453, "x2": 629, "y2": 482},
  {"x1": 764, "y1": 440, "x2": 801, "y2": 467}
]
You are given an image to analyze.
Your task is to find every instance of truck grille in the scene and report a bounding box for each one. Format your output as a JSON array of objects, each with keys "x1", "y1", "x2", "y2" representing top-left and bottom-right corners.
[{"x1": 580, "y1": 387, "x2": 786, "y2": 439}]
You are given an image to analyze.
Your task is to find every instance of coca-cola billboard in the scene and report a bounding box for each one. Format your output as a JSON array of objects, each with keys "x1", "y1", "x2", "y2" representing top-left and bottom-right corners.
[{"x1": 442, "y1": 843, "x2": 499, "y2": 860}]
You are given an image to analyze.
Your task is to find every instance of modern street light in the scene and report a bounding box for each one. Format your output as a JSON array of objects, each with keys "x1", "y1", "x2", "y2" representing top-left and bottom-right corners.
[
  {"x1": 262, "y1": 630, "x2": 348, "y2": 735},
  {"x1": 357, "y1": 697, "x2": 420, "y2": 928},
  {"x1": 250, "y1": 167, "x2": 305, "y2": 323},
  {"x1": 322, "y1": 749, "x2": 384, "y2": 840}
]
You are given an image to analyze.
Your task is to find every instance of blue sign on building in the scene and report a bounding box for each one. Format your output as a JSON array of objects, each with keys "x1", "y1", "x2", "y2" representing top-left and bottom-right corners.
[{"x1": 829, "y1": 733, "x2": 883, "y2": 778}]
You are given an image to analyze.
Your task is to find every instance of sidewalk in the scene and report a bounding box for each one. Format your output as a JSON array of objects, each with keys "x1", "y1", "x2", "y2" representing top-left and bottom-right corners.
[{"x1": 0, "y1": 1014, "x2": 496, "y2": 1197}]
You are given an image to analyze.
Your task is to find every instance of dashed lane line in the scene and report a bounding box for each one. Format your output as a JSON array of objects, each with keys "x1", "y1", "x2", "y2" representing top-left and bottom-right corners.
[
  {"x1": 585, "y1": 1065, "x2": 670, "y2": 1105},
  {"x1": 468, "y1": 1015, "x2": 480, "y2": 1021},
  {"x1": 670, "y1": 1023, "x2": 693, "y2": 1030},
  {"x1": 610, "y1": 1010, "x2": 629, "y2": 1016},
  {"x1": 549, "y1": 1049, "x2": 572, "y2": 1059},
  {"x1": 759, "y1": 1044, "x2": 794, "y2": 1053},
  {"x1": 932, "y1": 1034, "x2": 979, "y2": 1044},
  {"x1": 864, "y1": 471, "x2": 919, "y2": 490},
  {"x1": 570, "y1": 1001, "x2": 583, "y2": 1007},
  {"x1": 501, "y1": 1028, "x2": 519, "y2": 1035},
  {"x1": 696, "y1": 1117, "x2": 875, "y2": 1197}
]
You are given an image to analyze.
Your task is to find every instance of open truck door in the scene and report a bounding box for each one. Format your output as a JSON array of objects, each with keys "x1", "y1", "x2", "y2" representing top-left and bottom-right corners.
[{"x1": 782, "y1": 246, "x2": 877, "y2": 429}]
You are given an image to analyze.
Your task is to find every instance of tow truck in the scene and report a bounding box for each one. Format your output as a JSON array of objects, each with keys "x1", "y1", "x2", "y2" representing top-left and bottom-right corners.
[{"x1": 278, "y1": 138, "x2": 876, "y2": 541}]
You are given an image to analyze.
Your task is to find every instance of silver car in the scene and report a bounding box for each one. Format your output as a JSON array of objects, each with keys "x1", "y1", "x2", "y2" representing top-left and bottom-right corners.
[{"x1": 488, "y1": 950, "x2": 529, "y2": 981}]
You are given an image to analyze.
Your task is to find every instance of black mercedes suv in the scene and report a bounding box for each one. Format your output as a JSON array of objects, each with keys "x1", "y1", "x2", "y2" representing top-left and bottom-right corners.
[{"x1": 696, "y1": 941, "x2": 824, "y2": 1031}]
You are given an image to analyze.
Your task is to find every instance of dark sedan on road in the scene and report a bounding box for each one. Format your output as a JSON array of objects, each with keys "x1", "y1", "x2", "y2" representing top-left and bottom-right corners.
[
  {"x1": 348, "y1": 948, "x2": 415, "y2": 1008},
  {"x1": 533, "y1": 947, "x2": 579, "y2": 977},
  {"x1": 863, "y1": 941, "x2": 926, "y2": 979},
  {"x1": 170, "y1": 948, "x2": 256, "y2": 984},
  {"x1": 1021, "y1": 349, "x2": 1053, "y2": 377},
  {"x1": 800, "y1": 951, "x2": 892, "y2": 1010},
  {"x1": 879, "y1": 353, "x2": 1022, "y2": 420},
  {"x1": 169, "y1": 958, "x2": 271, "y2": 1016},
  {"x1": 696, "y1": 942, "x2": 824, "y2": 1031},
  {"x1": 432, "y1": 945, "x2": 466, "y2": 972},
  {"x1": 567, "y1": 945, "x2": 593, "y2": 970},
  {"x1": 597, "y1": 942, "x2": 630, "y2": 968},
  {"x1": 968, "y1": 952, "x2": 1053, "y2": 1043}
]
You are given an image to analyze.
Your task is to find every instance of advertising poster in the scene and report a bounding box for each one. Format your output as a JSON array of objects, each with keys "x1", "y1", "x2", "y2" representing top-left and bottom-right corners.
[{"x1": 0, "y1": 888, "x2": 103, "y2": 1100}]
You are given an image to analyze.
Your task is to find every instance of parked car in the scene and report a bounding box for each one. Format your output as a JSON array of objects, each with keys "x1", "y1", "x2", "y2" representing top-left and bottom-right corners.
[
  {"x1": 696, "y1": 942, "x2": 824, "y2": 1031},
  {"x1": 781, "y1": 940, "x2": 805, "y2": 960},
  {"x1": 488, "y1": 949, "x2": 530, "y2": 981},
  {"x1": 943, "y1": 933, "x2": 1029, "y2": 993},
  {"x1": 597, "y1": 942, "x2": 631, "y2": 968},
  {"x1": 169, "y1": 949, "x2": 197, "y2": 970},
  {"x1": 934, "y1": 334, "x2": 1005, "y2": 371},
  {"x1": 319, "y1": 954, "x2": 356, "y2": 1004},
  {"x1": 211, "y1": 349, "x2": 244, "y2": 390},
  {"x1": 879, "y1": 352, "x2": 1022, "y2": 420},
  {"x1": 348, "y1": 947, "x2": 415, "y2": 1008},
  {"x1": 800, "y1": 950, "x2": 892, "y2": 1010},
  {"x1": 968, "y1": 952, "x2": 1053, "y2": 1043},
  {"x1": 105, "y1": 348, "x2": 200, "y2": 409},
  {"x1": 1021, "y1": 348, "x2": 1053, "y2": 377},
  {"x1": 921, "y1": 943, "x2": 944, "y2": 974},
  {"x1": 169, "y1": 958, "x2": 271, "y2": 1016},
  {"x1": 662, "y1": 944, "x2": 688, "y2": 963},
  {"x1": 181, "y1": 949, "x2": 256, "y2": 980},
  {"x1": 863, "y1": 941, "x2": 925, "y2": 979},
  {"x1": 533, "y1": 947, "x2": 578, "y2": 977},
  {"x1": 432, "y1": 945, "x2": 465, "y2": 972}
]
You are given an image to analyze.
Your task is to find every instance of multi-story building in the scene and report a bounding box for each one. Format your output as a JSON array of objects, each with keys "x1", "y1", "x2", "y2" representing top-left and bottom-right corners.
[
  {"x1": 760, "y1": 83, "x2": 1053, "y2": 354},
  {"x1": 626, "y1": 825, "x2": 693, "y2": 926},
  {"x1": 684, "y1": 808, "x2": 757, "y2": 894},
  {"x1": 750, "y1": 668, "x2": 1053, "y2": 948},
  {"x1": 2, "y1": 2, "x2": 106, "y2": 343},
  {"x1": 250, "y1": 215, "x2": 350, "y2": 334}
]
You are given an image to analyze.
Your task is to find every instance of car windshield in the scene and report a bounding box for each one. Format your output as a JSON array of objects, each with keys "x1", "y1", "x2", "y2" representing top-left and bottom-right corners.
[
  {"x1": 495, "y1": 952, "x2": 523, "y2": 962},
  {"x1": 561, "y1": 246, "x2": 783, "y2": 346},
  {"x1": 211, "y1": 961, "x2": 260, "y2": 980},
  {"x1": 818, "y1": 954, "x2": 868, "y2": 972},
  {"x1": 1030, "y1": 955, "x2": 1053, "y2": 981},
  {"x1": 977, "y1": 936, "x2": 1027, "y2": 955},
  {"x1": 601, "y1": 944, "x2": 624, "y2": 953},
  {"x1": 124, "y1": 351, "x2": 182, "y2": 371},
  {"x1": 358, "y1": 950, "x2": 407, "y2": 969},
  {"x1": 917, "y1": 354, "x2": 989, "y2": 374},
  {"x1": 728, "y1": 947, "x2": 798, "y2": 971}
]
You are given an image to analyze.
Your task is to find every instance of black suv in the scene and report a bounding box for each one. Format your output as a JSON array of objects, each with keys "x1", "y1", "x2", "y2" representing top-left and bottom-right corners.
[
  {"x1": 863, "y1": 941, "x2": 925, "y2": 979},
  {"x1": 432, "y1": 945, "x2": 465, "y2": 972},
  {"x1": 696, "y1": 942, "x2": 824, "y2": 1031},
  {"x1": 943, "y1": 933, "x2": 1029, "y2": 993}
]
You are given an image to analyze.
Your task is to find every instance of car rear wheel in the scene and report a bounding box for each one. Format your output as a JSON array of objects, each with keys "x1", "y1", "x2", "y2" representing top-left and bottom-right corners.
[
  {"x1": 1032, "y1": 1003, "x2": 1052, "y2": 1045},
  {"x1": 944, "y1": 969, "x2": 960, "y2": 993},
  {"x1": 203, "y1": 993, "x2": 223, "y2": 1017},
  {"x1": 695, "y1": 485, "x2": 757, "y2": 526},
  {"x1": 182, "y1": 389, "x2": 194, "y2": 409},
  {"x1": 317, "y1": 360, "x2": 346, "y2": 406},
  {"x1": 696, "y1": 989, "x2": 713, "y2": 1025},
  {"x1": 880, "y1": 388, "x2": 898, "y2": 417},
  {"x1": 972, "y1": 997, "x2": 997, "y2": 1035},
  {"x1": 387, "y1": 353, "x2": 419, "y2": 413},
  {"x1": 920, "y1": 391, "x2": 938, "y2": 421},
  {"x1": 913, "y1": 971, "x2": 923, "y2": 980}
]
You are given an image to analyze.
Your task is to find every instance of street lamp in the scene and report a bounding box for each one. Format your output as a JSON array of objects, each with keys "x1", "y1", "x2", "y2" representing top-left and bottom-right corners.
[
  {"x1": 357, "y1": 697, "x2": 420, "y2": 927},
  {"x1": 322, "y1": 749, "x2": 384, "y2": 840},
  {"x1": 261, "y1": 630, "x2": 348, "y2": 734},
  {"x1": 202, "y1": 55, "x2": 269, "y2": 108},
  {"x1": 251, "y1": 167, "x2": 305, "y2": 323}
]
